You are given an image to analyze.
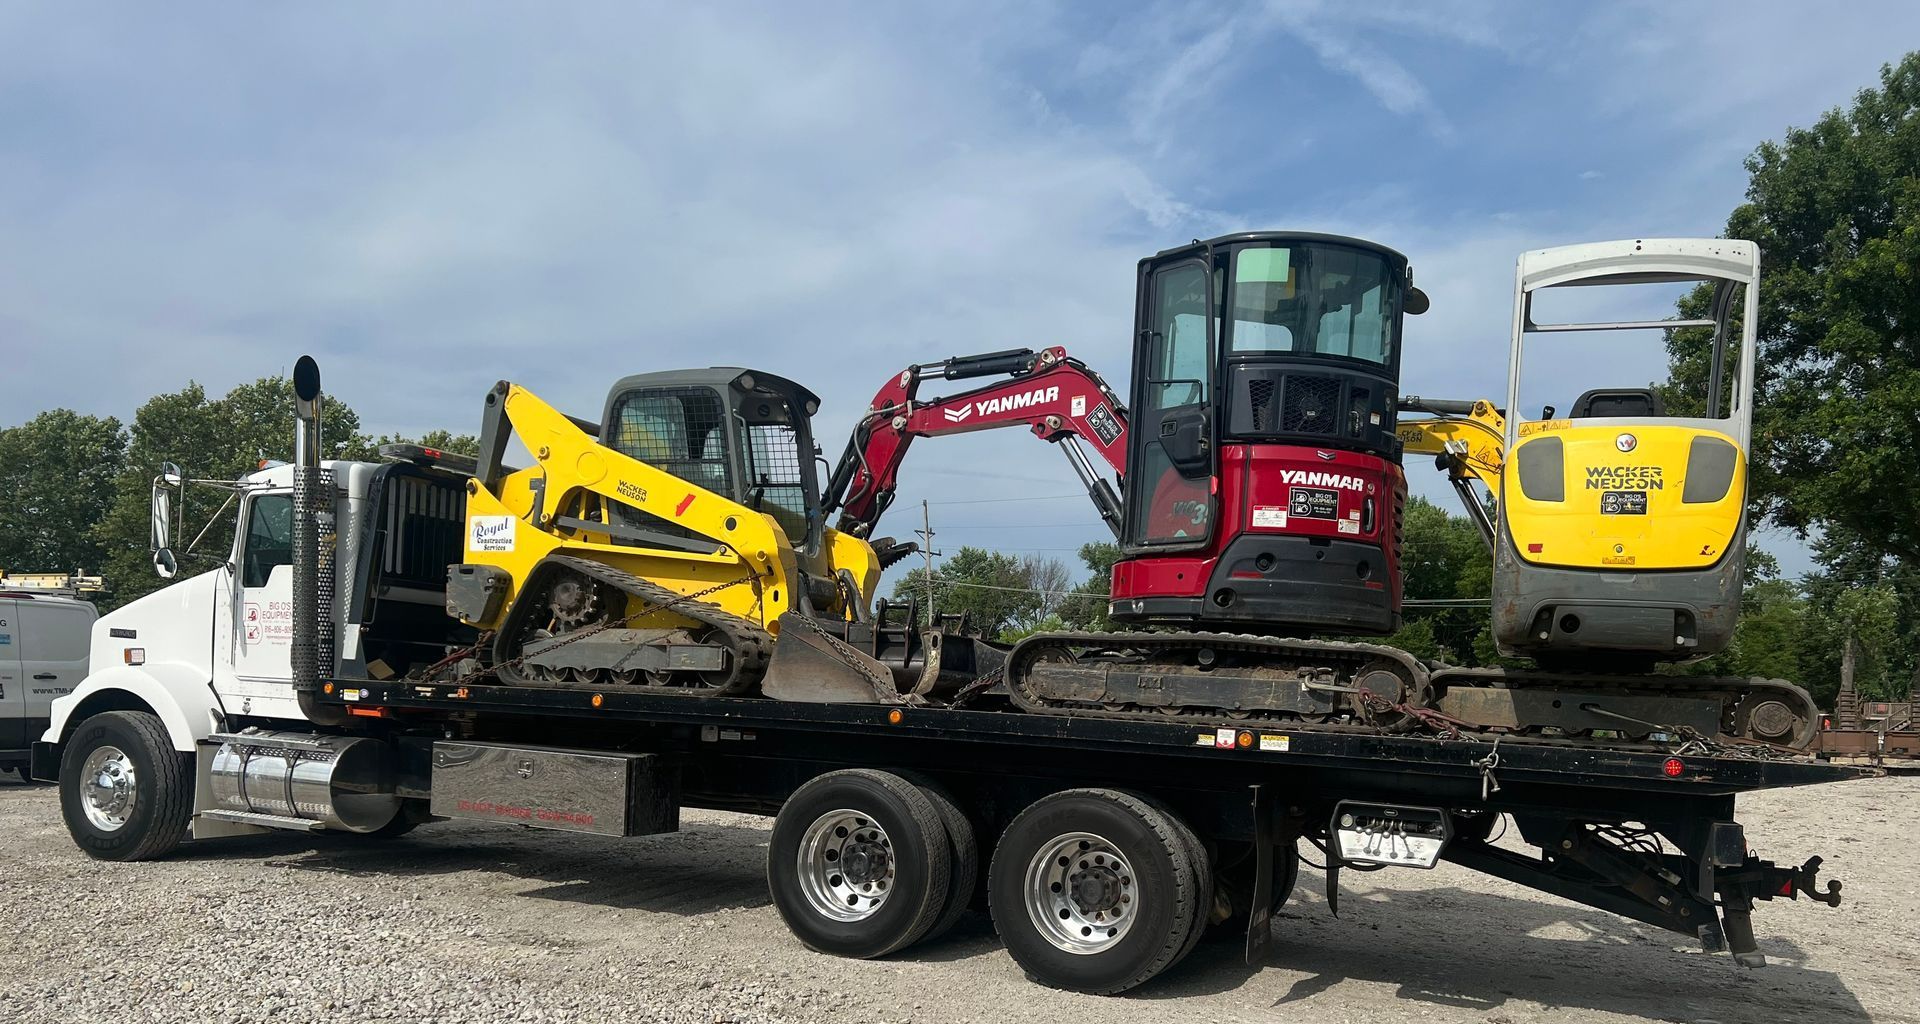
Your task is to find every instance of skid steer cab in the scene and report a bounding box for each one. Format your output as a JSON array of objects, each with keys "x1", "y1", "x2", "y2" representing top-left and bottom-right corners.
[{"x1": 457, "y1": 368, "x2": 1000, "y2": 703}]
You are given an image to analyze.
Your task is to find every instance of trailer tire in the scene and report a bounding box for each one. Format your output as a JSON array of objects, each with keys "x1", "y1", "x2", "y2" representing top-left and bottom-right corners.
[
  {"x1": 1131, "y1": 791, "x2": 1213, "y2": 962},
  {"x1": 768, "y1": 769, "x2": 952, "y2": 959},
  {"x1": 988, "y1": 788, "x2": 1204, "y2": 994},
  {"x1": 904, "y1": 777, "x2": 978, "y2": 943},
  {"x1": 58, "y1": 711, "x2": 193, "y2": 862}
]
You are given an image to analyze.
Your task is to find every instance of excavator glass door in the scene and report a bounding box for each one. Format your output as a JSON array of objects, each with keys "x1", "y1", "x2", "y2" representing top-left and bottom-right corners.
[{"x1": 1126, "y1": 258, "x2": 1216, "y2": 547}]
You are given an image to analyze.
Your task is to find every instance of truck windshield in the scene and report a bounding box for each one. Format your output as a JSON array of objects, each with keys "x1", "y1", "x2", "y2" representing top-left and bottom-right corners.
[{"x1": 1227, "y1": 243, "x2": 1400, "y2": 367}]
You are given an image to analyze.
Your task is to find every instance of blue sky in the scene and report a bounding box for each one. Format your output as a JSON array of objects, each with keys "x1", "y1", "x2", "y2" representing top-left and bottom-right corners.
[{"x1": 3, "y1": 2, "x2": 1915, "y2": 582}]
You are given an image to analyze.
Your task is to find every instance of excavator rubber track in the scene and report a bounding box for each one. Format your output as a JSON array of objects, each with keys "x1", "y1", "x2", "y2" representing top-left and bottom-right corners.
[
  {"x1": 1003, "y1": 631, "x2": 1434, "y2": 731},
  {"x1": 491, "y1": 554, "x2": 773, "y2": 696},
  {"x1": 1004, "y1": 630, "x2": 1820, "y2": 750},
  {"x1": 1428, "y1": 665, "x2": 1821, "y2": 750}
]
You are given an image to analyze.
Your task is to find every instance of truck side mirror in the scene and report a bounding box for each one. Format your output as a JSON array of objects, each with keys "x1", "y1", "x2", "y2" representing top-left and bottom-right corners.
[{"x1": 151, "y1": 463, "x2": 182, "y2": 579}]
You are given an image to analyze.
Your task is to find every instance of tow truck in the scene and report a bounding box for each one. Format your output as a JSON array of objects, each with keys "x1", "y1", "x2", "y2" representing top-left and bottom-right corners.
[{"x1": 31, "y1": 355, "x2": 1861, "y2": 994}]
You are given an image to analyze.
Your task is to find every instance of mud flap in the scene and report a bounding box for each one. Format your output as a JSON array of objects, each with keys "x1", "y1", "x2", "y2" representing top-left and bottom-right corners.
[
  {"x1": 1245, "y1": 784, "x2": 1272, "y2": 966},
  {"x1": 760, "y1": 612, "x2": 910, "y2": 704}
]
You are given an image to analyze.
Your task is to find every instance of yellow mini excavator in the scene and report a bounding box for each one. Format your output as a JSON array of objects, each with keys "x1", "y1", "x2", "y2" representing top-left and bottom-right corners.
[{"x1": 1399, "y1": 238, "x2": 1814, "y2": 746}]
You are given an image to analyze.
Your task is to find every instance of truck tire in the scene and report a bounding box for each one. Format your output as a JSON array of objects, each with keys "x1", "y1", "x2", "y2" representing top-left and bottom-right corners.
[
  {"x1": 767, "y1": 769, "x2": 952, "y2": 959},
  {"x1": 58, "y1": 711, "x2": 193, "y2": 862},
  {"x1": 987, "y1": 788, "x2": 1205, "y2": 994},
  {"x1": 906, "y1": 777, "x2": 978, "y2": 943}
]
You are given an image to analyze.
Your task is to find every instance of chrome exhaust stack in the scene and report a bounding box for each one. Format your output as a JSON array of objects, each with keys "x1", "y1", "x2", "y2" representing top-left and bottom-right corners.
[{"x1": 291, "y1": 356, "x2": 327, "y2": 695}]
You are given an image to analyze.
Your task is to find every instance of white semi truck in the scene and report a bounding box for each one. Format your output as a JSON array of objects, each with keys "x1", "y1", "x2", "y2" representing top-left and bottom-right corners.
[{"x1": 30, "y1": 358, "x2": 1857, "y2": 993}]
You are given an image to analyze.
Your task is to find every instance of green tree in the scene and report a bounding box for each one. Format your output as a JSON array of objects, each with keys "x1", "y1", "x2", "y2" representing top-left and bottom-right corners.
[
  {"x1": 1667, "y1": 53, "x2": 1920, "y2": 566},
  {"x1": 889, "y1": 545, "x2": 1051, "y2": 640},
  {"x1": 0, "y1": 410, "x2": 128, "y2": 575},
  {"x1": 374, "y1": 429, "x2": 480, "y2": 455},
  {"x1": 95, "y1": 376, "x2": 370, "y2": 607},
  {"x1": 1390, "y1": 496, "x2": 1495, "y2": 664},
  {"x1": 1057, "y1": 541, "x2": 1122, "y2": 631}
]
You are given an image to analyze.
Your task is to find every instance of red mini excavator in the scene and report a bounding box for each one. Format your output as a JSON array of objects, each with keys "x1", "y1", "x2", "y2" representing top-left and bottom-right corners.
[
  {"x1": 823, "y1": 232, "x2": 1432, "y2": 721},
  {"x1": 829, "y1": 231, "x2": 1421, "y2": 636}
]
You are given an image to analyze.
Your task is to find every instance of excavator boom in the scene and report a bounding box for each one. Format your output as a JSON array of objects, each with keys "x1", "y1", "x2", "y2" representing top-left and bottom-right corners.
[{"x1": 824, "y1": 345, "x2": 1129, "y2": 539}]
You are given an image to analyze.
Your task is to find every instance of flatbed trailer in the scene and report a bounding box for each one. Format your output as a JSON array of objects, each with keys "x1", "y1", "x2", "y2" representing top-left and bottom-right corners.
[{"x1": 312, "y1": 676, "x2": 1861, "y2": 987}]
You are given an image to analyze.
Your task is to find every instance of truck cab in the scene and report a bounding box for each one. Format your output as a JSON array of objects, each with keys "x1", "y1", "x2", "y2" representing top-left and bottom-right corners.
[{"x1": 33, "y1": 452, "x2": 472, "y2": 850}]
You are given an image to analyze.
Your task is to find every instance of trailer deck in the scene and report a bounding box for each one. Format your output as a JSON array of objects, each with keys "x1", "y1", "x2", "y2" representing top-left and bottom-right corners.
[{"x1": 324, "y1": 678, "x2": 1865, "y2": 800}]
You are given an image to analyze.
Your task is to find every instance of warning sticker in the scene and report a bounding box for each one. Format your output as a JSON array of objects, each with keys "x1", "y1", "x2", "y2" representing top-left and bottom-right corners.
[
  {"x1": 1259, "y1": 734, "x2": 1290, "y2": 752},
  {"x1": 1337, "y1": 519, "x2": 1360, "y2": 534},
  {"x1": 1214, "y1": 727, "x2": 1237, "y2": 749},
  {"x1": 1600, "y1": 491, "x2": 1648, "y2": 515},
  {"x1": 470, "y1": 515, "x2": 517, "y2": 552},
  {"x1": 1070, "y1": 395, "x2": 1087, "y2": 417},
  {"x1": 1288, "y1": 486, "x2": 1339, "y2": 521},
  {"x1": 1194, "y1": 733, "x2": 1215, "y2": 747},
  {"x1": 1251, "y1": 505, "x2": 1288, "y2": 529},
  {"x1": 1086, "y1": 403, "x2": 1122, "y2": 446}
]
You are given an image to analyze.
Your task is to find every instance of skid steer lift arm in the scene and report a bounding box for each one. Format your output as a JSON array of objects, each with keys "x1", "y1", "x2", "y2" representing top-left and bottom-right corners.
[
  {"x1": 823, "y1": 346, "x2": 1130, "y2": 539},
  {"x1": 1396, "y1": 395, "x2": 1507, "y2": 550}
]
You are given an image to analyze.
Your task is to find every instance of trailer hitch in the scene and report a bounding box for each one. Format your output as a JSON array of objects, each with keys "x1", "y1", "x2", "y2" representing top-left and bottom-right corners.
[{"x1": 1729, "y1": 854, "x2": 1842, "y2": 908}]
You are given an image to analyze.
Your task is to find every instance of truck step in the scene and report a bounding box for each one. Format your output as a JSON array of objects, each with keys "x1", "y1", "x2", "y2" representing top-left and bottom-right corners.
[{"x1": 199, "y1": 809, "x2": 325, "y2": 832}]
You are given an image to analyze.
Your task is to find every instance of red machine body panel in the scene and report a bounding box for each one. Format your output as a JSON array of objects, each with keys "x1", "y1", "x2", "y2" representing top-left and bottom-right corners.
[{"x1": 1112, "y1": 445, "x2": 1404, "y2": 633}]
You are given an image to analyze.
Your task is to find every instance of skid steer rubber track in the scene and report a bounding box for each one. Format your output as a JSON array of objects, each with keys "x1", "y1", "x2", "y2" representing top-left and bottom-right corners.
[{"x1": 491, "y1": 554, "x2": 773, "y2": 696}]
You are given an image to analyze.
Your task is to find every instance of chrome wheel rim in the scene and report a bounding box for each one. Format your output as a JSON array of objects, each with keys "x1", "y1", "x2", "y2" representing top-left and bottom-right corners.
[
  {"x1": 1026, "y1": 832, "x2": 1137, "y2": 954},
  {"x1": 797, "y1": 809, "x2": 894, "y2": 922},
  {"x1": 80, "y1": 745, "x2": 138, "y2": 832}
]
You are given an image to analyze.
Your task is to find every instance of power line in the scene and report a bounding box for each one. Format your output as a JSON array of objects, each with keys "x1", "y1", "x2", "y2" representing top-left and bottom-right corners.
[{"x1": 926, "y1": 493, "x2": 1088, "y2": 506}]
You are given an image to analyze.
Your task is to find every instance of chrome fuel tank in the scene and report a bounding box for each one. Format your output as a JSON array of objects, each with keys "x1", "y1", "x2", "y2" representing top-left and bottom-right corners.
[{"x1": 208, "y1": 730, "x2": 398, "y2": 832}]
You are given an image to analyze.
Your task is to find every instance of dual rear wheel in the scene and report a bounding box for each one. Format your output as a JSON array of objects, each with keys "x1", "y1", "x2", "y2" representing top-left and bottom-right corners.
[{"x1": 769, "y1": 773, "x2": 1242, "y2": 993}]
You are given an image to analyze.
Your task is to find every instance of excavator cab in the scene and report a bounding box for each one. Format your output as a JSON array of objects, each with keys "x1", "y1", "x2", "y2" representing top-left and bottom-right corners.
[
  {"x1": 1493, "y1": 238, "x2": 1759, "y2": 663},
  {"x1": 1111, "y1": 232, "x2": 1426, "y2": 635}
]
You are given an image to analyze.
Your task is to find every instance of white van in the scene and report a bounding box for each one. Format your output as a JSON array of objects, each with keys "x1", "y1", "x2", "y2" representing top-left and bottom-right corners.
[{"x1": 1, "y1": 592, "x2": 96, "y2": 780}]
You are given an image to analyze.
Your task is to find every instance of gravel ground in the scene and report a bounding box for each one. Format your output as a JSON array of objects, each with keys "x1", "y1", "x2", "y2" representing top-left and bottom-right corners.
[{"x1": 1, "y1": 773, "x2": 1914, "y2": 1024}]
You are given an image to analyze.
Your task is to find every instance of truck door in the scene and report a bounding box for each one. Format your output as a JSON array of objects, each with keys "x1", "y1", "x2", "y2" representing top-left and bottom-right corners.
[
  {"x1": 15, "y1": 598, "x2": 94, "y2": 737},
  {"x1": 212, "y1": 490, "x2": 303, "y2": 718},
  {"x1": 0, "y1": 599, "x2": 22, "y2": 750}
]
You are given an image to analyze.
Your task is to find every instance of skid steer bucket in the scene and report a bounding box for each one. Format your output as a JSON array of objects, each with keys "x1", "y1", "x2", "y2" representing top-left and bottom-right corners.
[{"x1": 760, "y1": 613, "x2": 914, "y2": 704}]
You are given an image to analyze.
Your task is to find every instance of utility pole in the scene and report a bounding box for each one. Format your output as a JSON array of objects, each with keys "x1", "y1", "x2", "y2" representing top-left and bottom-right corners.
[
  {"x1": 916, "y1": 499, "x2": 941, "y2": 627},
  {"x1": 1837, "y1": 637, "x2": 1860, "y2": 730}
]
